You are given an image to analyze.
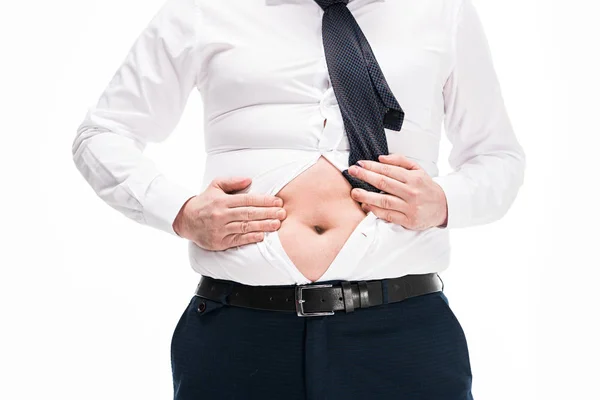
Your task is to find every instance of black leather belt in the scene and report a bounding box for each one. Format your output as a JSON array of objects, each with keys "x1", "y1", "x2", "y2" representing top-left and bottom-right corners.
[{"x1": 194, "y1": 273, "x2": 444, "y2": 317}]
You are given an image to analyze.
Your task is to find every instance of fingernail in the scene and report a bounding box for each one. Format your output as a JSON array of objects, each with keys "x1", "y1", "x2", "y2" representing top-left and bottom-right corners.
[{"x1": 357, "y1": 160, "x2": 365, "y2": 167}]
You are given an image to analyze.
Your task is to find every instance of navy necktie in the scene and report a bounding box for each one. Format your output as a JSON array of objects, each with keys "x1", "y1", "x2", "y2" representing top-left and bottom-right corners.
[{"x1": 314, "y1": 0, "x2": 404, "y2": 193}]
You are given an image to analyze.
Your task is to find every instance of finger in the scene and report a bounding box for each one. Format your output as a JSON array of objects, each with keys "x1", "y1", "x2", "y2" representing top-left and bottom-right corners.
[
  {"x1": 378, "y1": 153, "x2": 421, "y2": 170},
  {"x1": 351, "y1": 189, "x2": 409, "y2": 212},
  {"x1": 211, "y1": 176, "x2": 252, "y2": 193},
  {"x1": 363, "y1": 203, "x2": 410, "y2": 226},
  {"x1": 225, "y1": 193, "x2": 283, "y2": 208},
  {"x1": 226, "y1": 206, "x2": 286, "y2": 223},
  {"x1": 356, "y1": 159, "x2": 410, "y2": 183},
  {"x1": 348, "y1": 165, "x2": 413, "y2": 199},
  {"x1": 223, "y1": 232, "x2": 266, "y2": 248},
  {"x1": 223, "y1": 218, "x2": 282, "y2": 235}
]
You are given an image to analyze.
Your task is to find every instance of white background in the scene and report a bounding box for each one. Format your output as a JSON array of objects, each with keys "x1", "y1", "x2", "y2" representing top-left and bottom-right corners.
[{"x1": 1, "y1": 0, "x2": 598, "y2": 399}]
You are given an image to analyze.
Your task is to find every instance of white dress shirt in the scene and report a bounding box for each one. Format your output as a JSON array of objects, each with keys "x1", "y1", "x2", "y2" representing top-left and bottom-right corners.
[{"x1": 72, "y1": 0, "x2": 526, "y2": 285}]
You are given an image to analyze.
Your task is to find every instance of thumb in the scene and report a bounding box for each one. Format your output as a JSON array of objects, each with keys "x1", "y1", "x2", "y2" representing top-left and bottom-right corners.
[{"x1": 212, "y1": 176, "x2": 252, "y2": 194}]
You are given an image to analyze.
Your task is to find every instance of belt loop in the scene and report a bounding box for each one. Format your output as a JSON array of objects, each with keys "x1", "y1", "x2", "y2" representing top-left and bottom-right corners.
[
  {"x1": 381, "y1": 279, "x2": 389, "y2": 304},
  {"x1": 207, "y1": 278, "x2": 234, "y2": 305},
  {"x1": 341, "y1": 281, "x2": 355, "y2": 313},
  {"x1": 218, "y1": 281, "x2": 235, "y2": 305},
  {"x1": 357, "y1": 281, "x2": 370, "y2": 308},
  {"x1": 403, "y1": 279, "x2": 413, "y2": 298}
]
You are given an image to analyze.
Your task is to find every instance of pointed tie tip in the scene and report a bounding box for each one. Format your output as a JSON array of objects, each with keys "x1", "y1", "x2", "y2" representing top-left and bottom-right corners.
[{"x1": 383, "y1": 108, "x2": 404, "y2": 131}]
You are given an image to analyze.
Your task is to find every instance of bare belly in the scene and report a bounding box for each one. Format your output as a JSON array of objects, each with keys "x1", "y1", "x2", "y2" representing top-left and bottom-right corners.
[{"x1": 274, "y1": 155, "x2": 368, "y2": 282}]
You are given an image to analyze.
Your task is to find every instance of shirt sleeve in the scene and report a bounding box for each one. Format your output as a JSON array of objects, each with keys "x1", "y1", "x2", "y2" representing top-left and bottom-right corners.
[
  {"x1": 432, "y1": 0, "x2": 526, "y2": 229},
  {"x1": 72, "y1": 0, "x2": 201, "y2": 237}
]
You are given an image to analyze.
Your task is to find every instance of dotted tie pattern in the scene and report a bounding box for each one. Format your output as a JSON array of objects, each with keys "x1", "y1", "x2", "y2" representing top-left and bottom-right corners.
[{"x1": 314, "y1": 0, "x2": 405, "y2": 193}]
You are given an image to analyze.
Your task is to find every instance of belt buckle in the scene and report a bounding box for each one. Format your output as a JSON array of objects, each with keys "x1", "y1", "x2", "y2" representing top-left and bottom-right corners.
[{"x1": 295, "y1": 284, "x2": 335, "y2": 317}]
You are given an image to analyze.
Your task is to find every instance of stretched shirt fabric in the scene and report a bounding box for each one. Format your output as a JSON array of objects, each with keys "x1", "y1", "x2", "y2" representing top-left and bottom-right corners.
[{"x1": 72, "y1": 0, "x2": 526, "y2": 286}]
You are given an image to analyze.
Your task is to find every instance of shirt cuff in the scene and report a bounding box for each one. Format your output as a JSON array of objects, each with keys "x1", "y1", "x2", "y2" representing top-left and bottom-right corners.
[
  {"x1": 142, "y1": 174, "x2": 197, "y2": 237},
  {"x1": 432, "y1": 173, "x2": 473, "y2": 229}
]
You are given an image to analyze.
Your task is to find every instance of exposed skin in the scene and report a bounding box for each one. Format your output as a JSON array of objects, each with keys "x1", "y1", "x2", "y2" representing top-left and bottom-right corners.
[
  {"x1": 174, "y1": 126, "x2": 448, "y2": 282},
  {"x1": 349, "y1": 153, "x2": 448, "y2": 230},
  {"x1": 271, "y1": 155, "x2": 369, "y2": 282},
  {"x1": 172, "y1": 176, "x2": 287, "y2": 251}
]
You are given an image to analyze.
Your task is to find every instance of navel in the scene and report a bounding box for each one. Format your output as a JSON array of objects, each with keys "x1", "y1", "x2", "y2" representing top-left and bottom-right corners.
[{"x1": 314, "y1": 225, "x2": 326, "y2": 235}]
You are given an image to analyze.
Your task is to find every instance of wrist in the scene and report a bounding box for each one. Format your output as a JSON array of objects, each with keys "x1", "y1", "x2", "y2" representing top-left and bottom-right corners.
[
  {"x1": 172, "y1": 195, "x2": 195, "y2": 238},
  {"x1": 434, "y1": 183, "x2": 448, "y2": 228}
]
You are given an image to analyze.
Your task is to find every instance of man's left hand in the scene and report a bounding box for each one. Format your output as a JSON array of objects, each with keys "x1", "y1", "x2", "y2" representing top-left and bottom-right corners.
[{"x1": 348, "y1": 153, "x2": 448, "y2": 230}]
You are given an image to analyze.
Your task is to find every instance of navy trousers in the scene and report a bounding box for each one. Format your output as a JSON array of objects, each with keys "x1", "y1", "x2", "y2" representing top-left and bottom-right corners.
[{"x1": 171, "y1": 278, "x2": 474, "y2": 400}]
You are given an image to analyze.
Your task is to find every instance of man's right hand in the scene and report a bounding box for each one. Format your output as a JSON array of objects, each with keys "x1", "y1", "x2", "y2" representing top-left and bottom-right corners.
[{"x1": 172, "y1": 177, "x2": 287, "y2": 251}]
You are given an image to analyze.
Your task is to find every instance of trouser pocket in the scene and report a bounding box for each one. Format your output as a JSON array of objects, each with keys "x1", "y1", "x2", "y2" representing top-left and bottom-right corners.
[
  {"x1": 434, "y1": 291, "x2": 473, "y2": 377},
  {"x1": 170, "y1": 296, "x2": 226, "y2": 374},
  {"x1": 436, "y1": 291, "x2": 465, "y2": 338},
  {"x1": 439, "y1": 290, "x2": 451, "y2": 306}
]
